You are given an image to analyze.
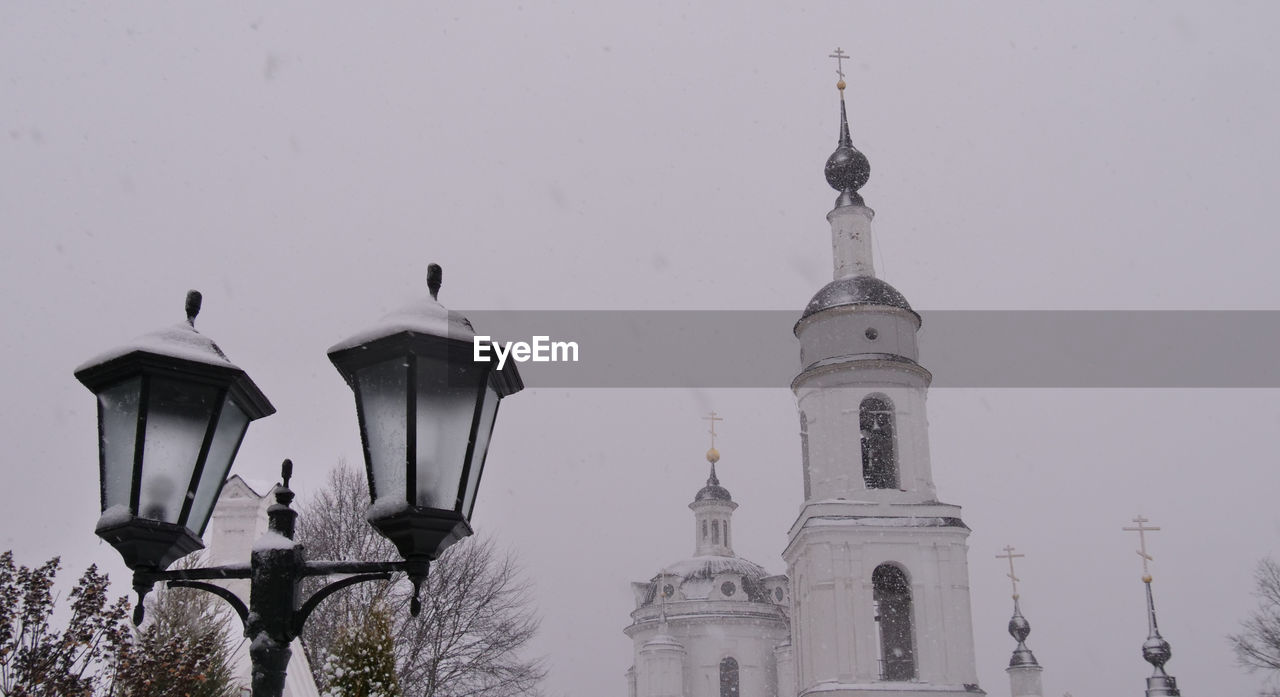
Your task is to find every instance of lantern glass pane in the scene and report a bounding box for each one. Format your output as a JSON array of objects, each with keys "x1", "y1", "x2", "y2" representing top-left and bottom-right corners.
[
  {"x1": 358, "y1": 358, "x2": 408, "y2": 505},
  {"x1": 97, "y1": 377, "x2": 141, "y2": 512},
  {"x1": 461, "y1": 384, "x2": 500, "y2": 519},
  {"x1": 414, "y1": 357, "x2": 485, "y2": 511},
  {"x1": 139, "y1": 378, "x2": 219, "y2": 523},
  {"x1": 185, "y1": 397, "x2": 249, "y2": 535}
]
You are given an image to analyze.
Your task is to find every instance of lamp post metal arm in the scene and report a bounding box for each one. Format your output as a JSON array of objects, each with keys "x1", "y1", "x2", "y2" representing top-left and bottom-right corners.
[
  {"x1": 138, "y1": 563, "x2": 254, "y2": 583},
  {"x1": 292, "y1": 571, "x2": 394, "y2": 636},
  {"x1": 300, "y1": 560, "x2": 408, "y2": 576},
  {"x1": 165, "y1": 580, "x2": 251, "y2": 628}
]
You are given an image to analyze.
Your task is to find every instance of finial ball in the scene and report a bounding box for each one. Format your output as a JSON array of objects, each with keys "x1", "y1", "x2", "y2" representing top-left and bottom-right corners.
[
  {"x1": 1143, "y1": 574, "x2": 1153, "y2": 583},
  {"x1": 706, "y1": 447, "x2": 720, "y2": 464},
  {"x1": 837, "y1": 78, "x2": 846, "y2": 91}
]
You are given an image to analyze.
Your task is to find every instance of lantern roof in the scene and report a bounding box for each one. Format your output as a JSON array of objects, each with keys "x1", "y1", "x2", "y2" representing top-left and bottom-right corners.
[
  {"x1": 76, "y1": 319, "x2": 236, "y2": 374},
  {"x1": 74, "y1": 290, "x2": 274, "y2": 419},
  {"x1": 328, "y1": 293, "x2": 476, "y2": 354},
  {"x1": 328, "y1": 265, "x2": 477, "y2": 354}
]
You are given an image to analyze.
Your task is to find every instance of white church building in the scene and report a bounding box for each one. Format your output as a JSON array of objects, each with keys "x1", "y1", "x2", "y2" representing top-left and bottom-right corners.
[{"x1": 624, "y1": 68, "x2": 1029, "y2": 697}]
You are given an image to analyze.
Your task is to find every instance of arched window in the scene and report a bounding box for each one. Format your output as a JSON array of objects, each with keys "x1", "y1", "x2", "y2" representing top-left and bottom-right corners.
[
  {"x1": 723, "y1": 521, "x2": 729, "y2": 548},
  {"x1": 712, "y1": 520, "x2": 720, "y2": 544},
  {"x1": 719, "y1": 657, "x2": 739, "y2": 697},
  {"x1": 860, "y1": 396, "x2": 898, "y2": 489},
  {"x1": 873, "y1": 564, "x2": 915, "y2": 681},
  {"x1": 702, "y1": 520, "x2": 708, "y2": 540}
]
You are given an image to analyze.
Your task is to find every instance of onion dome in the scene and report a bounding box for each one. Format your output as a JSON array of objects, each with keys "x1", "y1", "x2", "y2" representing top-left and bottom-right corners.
[{"x1": 1007, "y1": 597, "x2": 1040, "y2": 668}]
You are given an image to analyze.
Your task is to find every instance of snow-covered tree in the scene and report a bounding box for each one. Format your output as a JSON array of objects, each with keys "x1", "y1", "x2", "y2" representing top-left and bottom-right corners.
[
  {"x1": 297, "y1": 464, "x2": 545, "y2": 697},
  {"x1": 321, "y1": 605, "x2": 400, "y2": 697},
  {"x1": 1231, "y1": 557, "x2": 1280, "y2": 696},
  {"x1": 0, "y1": 551, "x2": 130, "y2": 697},
  {"x1": 0, "y1": 550, "x2": 241, "y2": 697}
]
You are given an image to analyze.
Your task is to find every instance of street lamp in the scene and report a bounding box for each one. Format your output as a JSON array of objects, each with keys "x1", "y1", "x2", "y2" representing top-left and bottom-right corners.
[
  {"x1": 327, "y1": 264, "x2": 522, "y2": 613},
  {"x1": 74, "y1": 265, "x2": 521, "y2": 697}
]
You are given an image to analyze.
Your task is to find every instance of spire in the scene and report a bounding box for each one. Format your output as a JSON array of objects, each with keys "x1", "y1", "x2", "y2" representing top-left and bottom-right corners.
[
  {"x1": 825, "y1": 47, "x2": 870, "y2": 208},
  {"x1": 998, "y1": 545, "x2": 1044, "y2": 697},
  {"x1": 695, "y1": 411, "x2": 730, "y2": 502},
  {"x1": 1141, "y1": 579, "x2": 1179, "y2": 696},
  {"x1": 996, "y1": 546, "x2": 1039, "y2": 668},
  {"x1": 1123, "y1": 516, "x2": 1181, "y2": 697},
  {"x1": 691, "y1": 413, "x2": 736, "y2": 557}
]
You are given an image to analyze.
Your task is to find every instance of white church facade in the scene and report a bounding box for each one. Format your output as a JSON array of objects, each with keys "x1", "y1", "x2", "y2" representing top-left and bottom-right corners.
[{"x1": 625, "y1": 67, "x2": 1001, "y2": 697}]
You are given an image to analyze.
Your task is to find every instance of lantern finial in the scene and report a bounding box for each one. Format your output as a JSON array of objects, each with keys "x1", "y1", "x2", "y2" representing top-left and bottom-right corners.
[
  {"x1": 185, "y1": 290, "x2": 203, "y2": 326},
  {"x1": 427, "y1": 264, "x2": 442, "y2": 300},
  {"x1": 281, "y1": 458, "x2": 293, "y2": 488}
]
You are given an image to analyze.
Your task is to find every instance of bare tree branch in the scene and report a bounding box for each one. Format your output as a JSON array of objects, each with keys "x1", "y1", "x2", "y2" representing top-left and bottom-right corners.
[
  {"x1": 297, "y1": 463, "x2": 546, "y2": 697},
  {"x1": 1231, "y1": 557, "x2": 1280, "y2": 696}
]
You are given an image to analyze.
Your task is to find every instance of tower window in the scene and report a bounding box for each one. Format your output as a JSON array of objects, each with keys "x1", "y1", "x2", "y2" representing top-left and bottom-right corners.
[
  {"x1": 723, "y1": 521, "x2": 729, "y2": 548},
  {"x1": 860, "y1": 396, "x2": 899, "y2": 489},
  {"x1": 873, "y1": 564, "x2": 915, "y2": 681},
  {"x1": 719, "y1": 657, "x2": 739, "y2": 697},
  {"x1": 703, "y1": 520, "x2": 708, "y2": 539},
  {"x1": 712, "y1": 520, "x2": 720, "y2": 544}
]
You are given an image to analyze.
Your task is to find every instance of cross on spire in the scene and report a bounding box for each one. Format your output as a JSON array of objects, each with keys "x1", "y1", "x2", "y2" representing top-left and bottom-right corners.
[
  {"x1": 996, "y1": 545, "x2": 1026, "y2": 598},
  {"x1": 829, "y1": 47, "x2": 849, "y2": 81},
  {"x1": 1123, "y1": 515, "x2": 1161, "y2": 580},
  {"x1": 702, "y1": 411, "x2": 724, "y2": 450}
]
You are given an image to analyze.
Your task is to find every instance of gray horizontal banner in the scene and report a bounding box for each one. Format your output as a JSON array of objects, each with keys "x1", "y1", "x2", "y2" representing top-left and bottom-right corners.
[{"x1": 455, "y1": 311, "x2": 1280, "y2": 388}]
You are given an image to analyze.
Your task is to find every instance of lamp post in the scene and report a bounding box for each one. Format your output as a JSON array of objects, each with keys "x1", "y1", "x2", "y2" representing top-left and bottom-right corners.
[{"x1": 74, "y1": 265, "x2": 521, "y2": 697}]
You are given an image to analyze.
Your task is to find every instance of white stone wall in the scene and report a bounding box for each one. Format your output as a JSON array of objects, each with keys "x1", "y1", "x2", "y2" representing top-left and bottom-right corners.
[
  {"x1": 1008, "y1": 665, "x2": 1044, "y2": 697},
  {"x1": 775, "y1": 641, "x2": 796, "y2": 697},
  {"x1": 638, "y1": 635, "x2": 686, "y2": 697},
  {"x1": 629, "y1": 610, "x2": 790, "y2": 697},
  {"x1": 793, "y1": 376, "x2": 937, "y2": 504},
  {"x1": 828, "y1": 205, "x2": 875, "y2": 279}
]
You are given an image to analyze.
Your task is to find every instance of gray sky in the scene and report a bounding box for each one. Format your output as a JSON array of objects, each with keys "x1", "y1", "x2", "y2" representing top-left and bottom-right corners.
[{"x1": 3, "y1": 2, "x2": 1280, "y2": 696}]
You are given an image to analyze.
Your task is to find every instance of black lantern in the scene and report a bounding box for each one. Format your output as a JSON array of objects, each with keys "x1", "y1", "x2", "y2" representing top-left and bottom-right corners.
[
  {"x1": 74, "y1": 291, "x2": 274, "y2": 572},
  {"x1": 328, "y1": 265, "x2": 522, "y2": 567}
]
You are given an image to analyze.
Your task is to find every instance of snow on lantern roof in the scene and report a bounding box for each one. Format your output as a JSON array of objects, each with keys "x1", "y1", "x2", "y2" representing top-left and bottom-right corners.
[
  {"x1": 328, "y1": 294, "x2": 476, "y2": 353},
  {"x1": 327, "y1": 266, "x2": 476, "y2": 353},
  {"x1": 75, "y1": 291, "x2": 256, "y2": 377},
  {"x1": 76, "y1": 319, "x2": 236, "y2": 374}
]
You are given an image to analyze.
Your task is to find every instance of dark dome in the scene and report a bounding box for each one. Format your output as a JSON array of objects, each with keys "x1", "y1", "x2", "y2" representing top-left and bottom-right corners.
[
  {"x1": 800, "y1": 275, "x2": 914, "y2": 323},
  {"x1": 825, "y1": 145, "x2": 870, "y2": 193},
  {"x1": 694, "y1": 483, "x2": 732, "y2": 501}
]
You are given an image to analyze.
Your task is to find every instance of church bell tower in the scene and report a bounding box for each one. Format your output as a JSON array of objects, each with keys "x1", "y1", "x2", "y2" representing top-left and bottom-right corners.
[{"x1": 782, "y1": 50, "x2": 982, "y2": 697}]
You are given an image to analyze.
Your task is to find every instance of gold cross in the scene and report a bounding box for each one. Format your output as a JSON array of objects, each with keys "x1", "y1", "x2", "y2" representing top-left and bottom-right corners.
[
  {"x1": 829, "y1": 47, "x2": 849, "y2": 81},
  {"x1": 1123, "y1": 515, "x2": 1161, "y2": 580},
  {"x1": 996, "y1": 545, "x2": 1025, "y2": 598},
  {"x1": 702, "y1": 411, "x2": 724, "y2": 449}
]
